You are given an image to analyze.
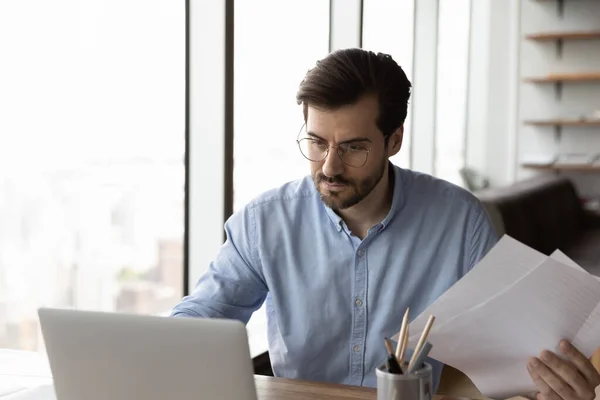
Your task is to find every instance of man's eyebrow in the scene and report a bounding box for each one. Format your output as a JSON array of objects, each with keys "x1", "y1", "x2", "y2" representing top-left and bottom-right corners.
[{"x1": 306, "y1": 131, "x2": 372, "y2": 144}]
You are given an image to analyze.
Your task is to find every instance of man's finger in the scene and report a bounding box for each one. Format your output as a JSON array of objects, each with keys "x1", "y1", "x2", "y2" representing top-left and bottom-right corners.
[
  {"x1": 559, "y1": 340, "x2": 600, "y2": 387},
  {"x1": 529, "y1": 357, "x2": 573, "y2": 400},
  {"x1": 522, "y1": 391, "x2": 539, "y2": 400},
  {"x1": 540, "y1": 348, "x2": 590, "y2": 398},
  {"x1": 528, "y1": 358, "x2": 563, "y2": 400}
]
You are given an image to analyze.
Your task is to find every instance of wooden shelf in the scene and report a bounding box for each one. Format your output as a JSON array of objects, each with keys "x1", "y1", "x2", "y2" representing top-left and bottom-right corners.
[
  {"x1": 525, "y1": 31, "x2": 600, "y2": 41},
  {"x1": 523, "y1": 119, "x2": 600, "y2": 127},
  {"x1": 521, "y1": 163, "x2": 600, "y2": 172},
  {"x1": 523, "y1": 72, "x2": 600, "y2": 83}
]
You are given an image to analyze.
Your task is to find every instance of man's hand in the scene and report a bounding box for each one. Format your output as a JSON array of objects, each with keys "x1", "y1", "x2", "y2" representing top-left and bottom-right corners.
[{"x1": 527, "y1": 340, "x2": 600, "y2": 400}]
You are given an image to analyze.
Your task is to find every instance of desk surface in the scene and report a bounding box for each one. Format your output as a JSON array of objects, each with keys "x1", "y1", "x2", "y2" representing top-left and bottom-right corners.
[
  {"x1": 254, "y1": 375, "x2": 477, "y2": 400},
  {"x1": 0, "y1": 349, "x2": 515, "y2": 400},
  {"x1": 0, "y1": 348, "x2": 483, "y2": 400},
  {"x1": 3, "y1": 375, "x2": 463, "y2": 400},
  {"x1": 255, "y1": 375, "x2": 376, "y2": 400},
  {"x1": 0, "y1": 347, "x2": 461, "y2": 400}
]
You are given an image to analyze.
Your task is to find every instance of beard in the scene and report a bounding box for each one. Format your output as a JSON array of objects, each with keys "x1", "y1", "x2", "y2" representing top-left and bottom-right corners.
[{"x1": 314, "y1": 158, "x2": 387, "y2": 211}]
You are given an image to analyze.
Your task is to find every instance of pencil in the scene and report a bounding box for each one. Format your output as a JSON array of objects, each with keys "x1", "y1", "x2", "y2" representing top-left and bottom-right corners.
[
  {"x1": 384, "y1": 337, "x2": 402, "y2": 374},
  {"x1": 407, "y1": 341, "x2": 433, "y2": 374},
  {"x1": 408, "y1": 315, "x2": 435, "y2": 371},
  {"x1": 394, "y1": 308, "x2": 409, "y2": 360},
  {"x1": 400, "y1": 325, "x2": 409, "y2": 368}
]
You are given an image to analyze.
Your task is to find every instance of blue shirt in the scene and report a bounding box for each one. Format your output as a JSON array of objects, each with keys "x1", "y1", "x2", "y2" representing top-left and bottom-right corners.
[{"x1": 171, "y1": 164, "x2": 498, "y2": 390}]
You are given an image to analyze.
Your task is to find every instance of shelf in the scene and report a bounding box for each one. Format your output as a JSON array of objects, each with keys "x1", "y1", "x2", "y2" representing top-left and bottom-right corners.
[
  {"x1": 525, "y1": 31, "x2": 600, "y2": 41},
  {"x1": 523, "y1": 72, "x2": 600, "y2": 83},
  {"x1": 521, "y1": 163, "x2": 600, "y2": 172},
  {"x1": 523, "y1": 119, "x2": 600, "y2": 127}
]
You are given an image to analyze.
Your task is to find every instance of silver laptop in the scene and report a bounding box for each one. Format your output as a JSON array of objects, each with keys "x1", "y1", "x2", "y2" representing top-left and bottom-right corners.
[{"x1": 37, "y1": 308, "x2": 258, "y2": 400}]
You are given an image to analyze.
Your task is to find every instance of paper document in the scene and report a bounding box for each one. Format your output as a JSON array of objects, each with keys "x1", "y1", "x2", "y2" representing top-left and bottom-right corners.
[
  {"x1": 1, "y1": 385, "x2": 55, "y2": 400},
  {"x1": 393, "y1": 235, "x2": 600, "y2": 399},
  {"x1": 0, "y1": 350, "x2": 53, "y2": 399}
]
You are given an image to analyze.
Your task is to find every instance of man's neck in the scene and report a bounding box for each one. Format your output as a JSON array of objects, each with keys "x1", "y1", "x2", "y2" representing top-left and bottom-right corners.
[{"x1": 338, "y1": 164, "x2": 394, "y2": 239}]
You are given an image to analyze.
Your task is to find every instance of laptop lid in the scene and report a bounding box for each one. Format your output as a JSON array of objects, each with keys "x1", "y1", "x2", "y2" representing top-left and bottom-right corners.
[{"x1": 38, "y1": 308, "x2": 258, "y2": 400}]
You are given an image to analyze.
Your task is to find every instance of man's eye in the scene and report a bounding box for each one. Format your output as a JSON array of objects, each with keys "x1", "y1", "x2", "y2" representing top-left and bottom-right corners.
[
  {"x1": 346, "y1": 145, "x2": 365, "y2": 152},
  {"x1": 311, "y1": 141, "x2": 328, "y2": 150}
]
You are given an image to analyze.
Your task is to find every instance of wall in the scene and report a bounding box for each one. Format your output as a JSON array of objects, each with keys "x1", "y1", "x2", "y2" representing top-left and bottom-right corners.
[
  {"x1": 467, "y1": 0, "x2": 600, "y2": 199},
  {"x1": 517, "y1": 0, "x2": 600, "y2": 198},
  {"x1": 466, "y1": 0, "x2": 520, "y2": 188}
]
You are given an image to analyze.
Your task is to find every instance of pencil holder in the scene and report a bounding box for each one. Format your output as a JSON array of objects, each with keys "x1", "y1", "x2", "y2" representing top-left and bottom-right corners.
[{"x1": 375, "y1": 362, "x2": 433, "y2": 400}]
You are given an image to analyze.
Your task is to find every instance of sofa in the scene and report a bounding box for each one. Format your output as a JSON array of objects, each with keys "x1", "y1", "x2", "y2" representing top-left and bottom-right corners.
[{"x1": 476, "y1": 175, "x2": 600, "y2": 276}]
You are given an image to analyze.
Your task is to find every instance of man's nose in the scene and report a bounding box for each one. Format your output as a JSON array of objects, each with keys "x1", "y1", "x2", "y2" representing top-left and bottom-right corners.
[{"x1": 321, "y1": 148, "x2": 344, "y2": 177}]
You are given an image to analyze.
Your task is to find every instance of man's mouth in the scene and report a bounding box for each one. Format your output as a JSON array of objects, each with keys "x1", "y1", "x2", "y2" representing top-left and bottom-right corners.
[{"x1": 322, "y1": 181, "x2": 347, "y2": 190}]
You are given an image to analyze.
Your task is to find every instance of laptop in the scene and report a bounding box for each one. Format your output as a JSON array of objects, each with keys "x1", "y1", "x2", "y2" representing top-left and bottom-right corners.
[{"x1": 37, "y1": 308, "x2": 258, "y2": 400}]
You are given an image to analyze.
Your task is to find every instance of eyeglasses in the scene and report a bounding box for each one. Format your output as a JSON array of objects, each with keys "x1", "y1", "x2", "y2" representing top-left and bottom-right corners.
[{"x1": 296, "y1": 125, "x2": 370, "y2": 168}]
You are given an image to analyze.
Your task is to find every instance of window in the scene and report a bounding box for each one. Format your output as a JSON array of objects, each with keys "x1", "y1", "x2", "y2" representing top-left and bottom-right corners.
[
  {"x1": 233, "y1": 0, "x2": 330, "y2": 211},
  {"x1": 362, "y1": 0, "x2": 415, "y2": 169},
  {"x1": 434, "y1": 0, "x2": 471, "y2": 186},
  {"x1": 0, "y1": 0, "x2": 185, "y2": 351},
  {"x1": 232, "y1": 0, "x2": 330, "y2": 355}
]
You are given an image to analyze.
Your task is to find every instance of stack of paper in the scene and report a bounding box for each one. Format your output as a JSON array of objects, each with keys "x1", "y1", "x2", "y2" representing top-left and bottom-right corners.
[
  {"x1": 0, "y1": 349, "x2": 53, "y2": 400},
  {"x1": 393, "y1": 235, "x2": 600, "y2": 399}
]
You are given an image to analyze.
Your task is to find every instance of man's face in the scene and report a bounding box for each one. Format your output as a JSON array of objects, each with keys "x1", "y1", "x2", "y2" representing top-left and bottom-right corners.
[{"x1": 304, "y1": 95, "x2": 399, "y2": 211}]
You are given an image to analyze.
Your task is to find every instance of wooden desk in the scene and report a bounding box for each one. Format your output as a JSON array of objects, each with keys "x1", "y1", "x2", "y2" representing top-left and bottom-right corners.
[
  {"x1": 254, "y1": 373, "x2": 481, "y2": 400},
  {"x1": 255, "y1": 376, "x2": 376, "y2": 399},
  {"x1": 253, "y1": 365, "x2": 543, "y2": 400}
]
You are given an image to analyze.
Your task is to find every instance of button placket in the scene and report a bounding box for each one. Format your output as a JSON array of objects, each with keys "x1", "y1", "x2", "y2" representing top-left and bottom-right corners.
[{"x1": 350, "y1": 244, "x2": 368, "y2": 385}]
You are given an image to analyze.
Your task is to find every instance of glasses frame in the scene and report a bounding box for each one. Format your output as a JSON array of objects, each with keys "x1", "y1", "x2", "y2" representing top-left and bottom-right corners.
[{"x1": 295, "y1": 124, "x2": 370, "y2": 168}]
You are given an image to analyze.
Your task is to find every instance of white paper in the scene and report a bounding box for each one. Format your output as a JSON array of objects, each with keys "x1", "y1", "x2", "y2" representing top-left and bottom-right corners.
[
  {"x1": 1, "y1": 385, "x2": 55, "y2": 400},
  {"x1": 397, "y1": 236, "x2": 600, "y2": 399},
  {"x1": 393, "y1": 236, "x2": 547, "y2": 343},
  {"x1": 550, "y1": 249, "x2": 585, "y2": 271},
  {"x1": 0, "y1": 350, "x2": 53, "y2": 400},
  {"x1": 0, "y1": 384, "x2": 26, "y2": 399},
  {"x1": 0, "y1": 350, "x2": 51, "y2": 378},
  {"x1": 550, "y1": 250, "x2": 600, "y2": 282}
]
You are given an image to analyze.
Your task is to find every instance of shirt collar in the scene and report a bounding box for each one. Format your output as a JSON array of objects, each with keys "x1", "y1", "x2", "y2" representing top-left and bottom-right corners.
[
  {"x1": 323, "y1": 201, "x2": 344, "y2": 232},
  {"x1": 321, "y1": 162, "x2": 405, "y2": 232},
  {"x1": 380, "y1": 162, "x2": 404, "y2": 229}
]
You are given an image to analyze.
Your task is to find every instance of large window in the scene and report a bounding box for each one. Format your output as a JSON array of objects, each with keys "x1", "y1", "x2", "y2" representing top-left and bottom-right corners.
[
  {"x1": 0, "y1": 0, "x2": 185, "y2": 351},
  {"x1": 233, "y1": 0, "x2": 330, "y2": 211},
  {"x1": 434, "y1": 0, "x2": 471, "y2": 186},
  {"x1": 232, "y1": 0, "x2": 330, "y2": 355},
  {"x1": 362, "y1": 0, "x2": 415, "y2": 169}
]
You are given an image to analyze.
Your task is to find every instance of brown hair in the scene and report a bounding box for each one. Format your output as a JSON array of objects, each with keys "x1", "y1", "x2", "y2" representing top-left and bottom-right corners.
[{"x1": 296, "y1": 48, "x2": 412, "y2": 138}]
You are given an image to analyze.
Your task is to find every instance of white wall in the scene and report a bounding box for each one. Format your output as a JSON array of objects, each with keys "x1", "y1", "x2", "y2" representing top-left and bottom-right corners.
[
  {"x1": 468, "y1": 0, "x2": 600, "y2": 198},
  {"x1": 517, "y1": 0, "x2": 600, "y2": 197},
  {"x1": 466, "y1": 0, "x2": 520, "y2": 188}
]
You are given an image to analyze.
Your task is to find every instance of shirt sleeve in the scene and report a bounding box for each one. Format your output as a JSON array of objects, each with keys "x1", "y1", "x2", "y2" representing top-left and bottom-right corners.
[
  {"x1": 467, "y1": 199, "x2": 500, "y2": 272},
  {"x1": 170, "y1": 204, "x2": 268, "y2": 324}
]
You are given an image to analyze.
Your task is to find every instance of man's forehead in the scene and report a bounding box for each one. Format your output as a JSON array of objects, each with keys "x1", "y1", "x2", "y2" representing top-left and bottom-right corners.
[{"x1": 306, "y1": 104, "x2": 378, "y2": 137}]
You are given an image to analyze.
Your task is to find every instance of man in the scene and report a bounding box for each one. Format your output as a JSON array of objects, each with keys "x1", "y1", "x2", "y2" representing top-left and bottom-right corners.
[{"x1": 171, "y1": 49, "x2": 599, "y2": 399}]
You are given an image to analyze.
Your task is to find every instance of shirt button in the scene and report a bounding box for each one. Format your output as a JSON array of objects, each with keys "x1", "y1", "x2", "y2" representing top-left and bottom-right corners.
[
  {"x1": 353, "y1": 345, "x2": 361, "y2": 353},
  {"x1": 357, "y1": 249, "x2": 364, "y2": 257},
  {"x1": 355, "y1": 299, "x2": 362, "y2": 307}
]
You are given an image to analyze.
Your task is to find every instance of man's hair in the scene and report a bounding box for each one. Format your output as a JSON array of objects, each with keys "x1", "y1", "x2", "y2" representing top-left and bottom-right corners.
[{"x1": 296, "y1": 48, "x2": 412, "y2": 138}]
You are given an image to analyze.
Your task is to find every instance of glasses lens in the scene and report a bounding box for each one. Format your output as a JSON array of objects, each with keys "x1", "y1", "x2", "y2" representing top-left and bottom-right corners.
[
  {"x1": 339, "y1": 145, "x2": 368, "y2": 167},
  {"x1": 298, "y1": 138, "x2": 327, "y2": 162}
]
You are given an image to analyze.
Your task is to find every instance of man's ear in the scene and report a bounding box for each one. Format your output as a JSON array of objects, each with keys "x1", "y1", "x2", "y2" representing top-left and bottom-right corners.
[{"x1": 386, "y1": 125, "x2": 404, "y2": 157}]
